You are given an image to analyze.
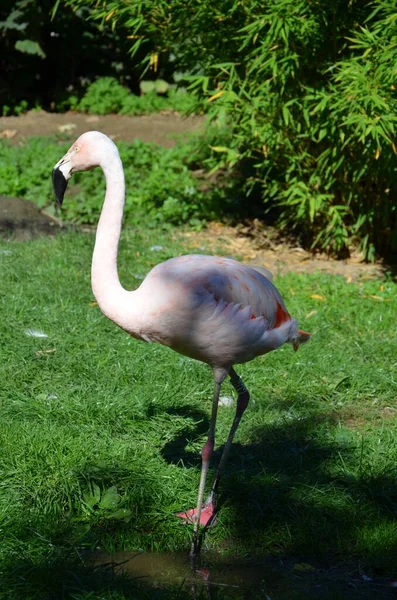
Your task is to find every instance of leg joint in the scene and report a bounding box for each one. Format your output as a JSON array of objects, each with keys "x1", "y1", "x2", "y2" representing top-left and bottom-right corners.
[{"x1": 202, "y1": 435, "x2": 214, "y2": 463}]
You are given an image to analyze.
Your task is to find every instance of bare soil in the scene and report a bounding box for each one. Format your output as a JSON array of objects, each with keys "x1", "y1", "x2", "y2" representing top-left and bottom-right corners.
[
  {"x1": 0, "y1": 111, "x2": 390, "y2": 280},
  {"x1": 183, "y1": 221, "x2": 386, "y2": 281},
  {"x1": 0, "y1": 109, "x2": 204, "y2": 147}
]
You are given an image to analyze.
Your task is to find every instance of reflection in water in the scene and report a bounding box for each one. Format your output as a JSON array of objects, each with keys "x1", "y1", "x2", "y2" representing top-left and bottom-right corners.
[
  {"x1": 91, "y1": 550, "x2": 395, "y2": 599},
  {"x1": 93, "y1": 550, "x2": 274, "y2": 597}
]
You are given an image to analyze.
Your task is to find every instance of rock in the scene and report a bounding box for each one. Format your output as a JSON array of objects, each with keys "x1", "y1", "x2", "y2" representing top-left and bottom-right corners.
[{"x1": 0, "y1": 196, "x2": 64, "y2": 240}]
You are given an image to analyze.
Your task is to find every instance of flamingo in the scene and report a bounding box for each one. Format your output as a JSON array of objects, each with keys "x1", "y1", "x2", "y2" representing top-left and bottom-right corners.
[{"x1": 52, "y1": 131, "x2": 310, "y2": 556}]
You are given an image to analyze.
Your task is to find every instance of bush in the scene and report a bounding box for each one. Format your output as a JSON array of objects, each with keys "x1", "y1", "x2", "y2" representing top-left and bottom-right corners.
[
  {"x1": 0, "y1": 134, "x2": 236, "y2": 227},
  {"x1": 77, "y1": 77, "x2": 131, "y2": 115},
  {"x1": 0, "y1": 2, "x2": 200, "y2": 115},
  {"x1": 62, "y1": 0, "x2": 397, "y2": 261},
  {"x1": 0, "y1": 1, "x2": 149, "y2": 114},
  {"x1": 75, "y1": 77, "x2": 198, "y2": 116}
]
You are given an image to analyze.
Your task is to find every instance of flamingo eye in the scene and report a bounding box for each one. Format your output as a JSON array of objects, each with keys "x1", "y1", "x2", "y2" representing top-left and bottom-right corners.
[{"x1": 75, "y1": 146, "x2": 80, "y2": 153}]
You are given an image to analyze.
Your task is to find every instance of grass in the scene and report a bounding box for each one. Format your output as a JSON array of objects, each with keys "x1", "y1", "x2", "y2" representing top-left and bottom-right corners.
[{"x1": 0, "y1": 226, "x2": 397, "y2": 598}]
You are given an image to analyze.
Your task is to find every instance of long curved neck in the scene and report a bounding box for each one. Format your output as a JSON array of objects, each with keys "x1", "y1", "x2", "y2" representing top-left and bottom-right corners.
[{"x1": 91, "y1": 153, "x2": 129, "y2": 322}]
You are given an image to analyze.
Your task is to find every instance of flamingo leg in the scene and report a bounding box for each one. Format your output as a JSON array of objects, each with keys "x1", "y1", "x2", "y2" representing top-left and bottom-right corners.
[
  {"x1": 204, "y1": 367, "x2": 250, "y2": 510},
  {"x1": 176, "y1": 369, "x2": 249, "y2": 555},
  {"x1": 189, "y1": 379, "x2": 221, "y2": 556}
]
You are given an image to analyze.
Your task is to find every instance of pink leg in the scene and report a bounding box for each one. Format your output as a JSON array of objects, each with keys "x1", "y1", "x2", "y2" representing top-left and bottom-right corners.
[
  {"x1": 176, "y1": 369, "x2": 250, "y2": 555},
  {"x1": 176, "y1": 378, "x2": 221, "y2": 556}
]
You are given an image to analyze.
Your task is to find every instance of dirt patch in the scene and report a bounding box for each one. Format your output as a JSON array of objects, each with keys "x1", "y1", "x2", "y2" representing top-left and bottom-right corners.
[
  {"x1": 183, "y1": 221, "x2": 386, "y2": 281},
  {"x1": 339, "y1": 403, "x2": 397, "y2": 430},
  {"x1": 0, "y1": 110, "x2": 204, "y2": 147}
]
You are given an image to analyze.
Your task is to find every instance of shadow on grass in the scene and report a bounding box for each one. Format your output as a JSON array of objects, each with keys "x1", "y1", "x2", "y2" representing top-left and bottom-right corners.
[
  {"x1": 161, "y1": 406, "x2": 209, "y2": 467},
  {"x1": 161, "y1": 401, "x2": 397, "y2": 574},
  {"x1": 3, "y1": 403, "x2": 397, "y2": 599}
]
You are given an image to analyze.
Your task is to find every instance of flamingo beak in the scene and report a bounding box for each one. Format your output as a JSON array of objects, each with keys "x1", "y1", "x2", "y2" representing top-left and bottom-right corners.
[{"x1": 52, "y1": 155, "x2": 72, "y2": 205}]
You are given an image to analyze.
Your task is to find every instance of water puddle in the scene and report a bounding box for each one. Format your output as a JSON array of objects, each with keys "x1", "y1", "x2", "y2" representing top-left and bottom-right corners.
[{"x1": 91, "y1": 550, "x2": 395, "y2": 598}]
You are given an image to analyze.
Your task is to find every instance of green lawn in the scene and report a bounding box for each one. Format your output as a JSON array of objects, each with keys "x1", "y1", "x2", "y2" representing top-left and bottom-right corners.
[{"x1": 1, "y1": 227, "x2": 396, "y2": 598}]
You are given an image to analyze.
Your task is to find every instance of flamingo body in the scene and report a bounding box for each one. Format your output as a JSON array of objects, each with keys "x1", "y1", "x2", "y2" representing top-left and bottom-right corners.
[
  {"x1": 52, "y1": 131, "x2": 310, "y2": 556},
  {"x1": 130, "y1": 254, "x2": 296, "y2": 368}
]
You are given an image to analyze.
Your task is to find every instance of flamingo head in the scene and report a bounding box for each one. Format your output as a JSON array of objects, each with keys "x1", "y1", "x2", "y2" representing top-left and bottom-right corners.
[{"x1": 52, "y1": 131, "x2": 118, "y2": 205}]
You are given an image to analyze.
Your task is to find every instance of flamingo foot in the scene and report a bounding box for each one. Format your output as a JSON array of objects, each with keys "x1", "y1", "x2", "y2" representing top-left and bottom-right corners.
[{"x1": 175, "y1": 500, "x2": 216, "y2": 527}]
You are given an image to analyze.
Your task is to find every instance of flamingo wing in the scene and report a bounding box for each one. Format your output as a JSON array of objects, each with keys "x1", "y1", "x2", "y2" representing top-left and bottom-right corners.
[
  {"x1": 195, "y1": 257, "x2": 289, "y2": 328},
  {"x1": 136, "y1": 255, "x2": 294, "y2": 367},
  {"x1": 250, "y1": 265, "x2": 273, "y2": 282}
]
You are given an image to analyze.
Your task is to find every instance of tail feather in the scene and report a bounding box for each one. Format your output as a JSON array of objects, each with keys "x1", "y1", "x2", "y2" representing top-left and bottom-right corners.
[
  {"x1": 292, "y1": 328, "x2": 311, "y2": 352},
  {"x1": 298, "y1": 329, "x2": 311, "y2": 343}
]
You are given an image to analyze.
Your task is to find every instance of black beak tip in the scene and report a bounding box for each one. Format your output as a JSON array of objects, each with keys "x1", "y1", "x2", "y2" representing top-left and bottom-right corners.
[{"x1": 52, "y1": 167, "x2": 68, "y2": 206}]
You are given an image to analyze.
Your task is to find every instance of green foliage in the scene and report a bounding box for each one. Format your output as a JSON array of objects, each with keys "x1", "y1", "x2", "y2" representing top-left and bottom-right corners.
[
  {"x1": 191, "y1": 0, "x2": 397, "y2": 261},
  {"x1": 14, "y1": 38, "x2": 46, "y2": 58},
  {"x1": 0, "y1": 137, "x2": 57, "y2": 208},
  {"x1": 0, "y1": 1, "x2": 151, "y2": 114},
  {"x1": 0, "y1": 1, "x2": 46, "y2": 58},
  {"x1": 0, "y1": 134, "x2": 234, "y2": 227},
  {"x1": 140, "y1": 78, "x2": 169, "y2": 94},
  {"x1": 2, "y1": 98, "x2": 30, "y2": 116},
  {"x1": 74, "y1": 76, "x2": 197, "y2": 116},
  {"x1": 62, "y1": 0, "x2": 397, "y2": 260},
  {"x1": 0, "y1": 2, "x2": 200, "y2": 116},
  {"x1": 77, "y1": 77, "x2": 132, "y2": 115},
  {"x1": 81, "y1": 483, "x2": 132, "y2": 523}
]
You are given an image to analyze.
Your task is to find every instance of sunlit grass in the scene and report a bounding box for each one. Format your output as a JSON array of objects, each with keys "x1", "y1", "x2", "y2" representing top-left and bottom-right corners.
[{"x1": 0, "y1": 228, "x2": 396, "y2": 598}]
